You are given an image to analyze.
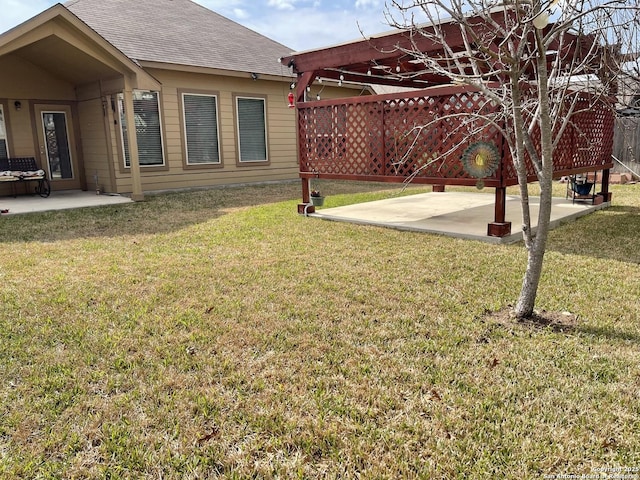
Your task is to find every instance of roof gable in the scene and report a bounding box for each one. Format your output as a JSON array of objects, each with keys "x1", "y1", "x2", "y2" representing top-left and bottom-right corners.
[
  {"x1": 64, "y1": 0, "x2": 293, "y2": 77},
  {"x1": 0, "y1": 3, "x2": 160, "y2": 90}
]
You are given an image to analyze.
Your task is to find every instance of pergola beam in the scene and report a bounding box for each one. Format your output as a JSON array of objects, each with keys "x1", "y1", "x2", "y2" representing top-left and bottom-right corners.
[{"x1": 282, "y1": 11, "x2": 591, "y2": 89}]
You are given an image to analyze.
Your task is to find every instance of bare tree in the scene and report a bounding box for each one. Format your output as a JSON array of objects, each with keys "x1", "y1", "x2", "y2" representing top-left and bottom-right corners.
[{"x1": 384, "y1": 0, "x2": 640, "y2": 319}]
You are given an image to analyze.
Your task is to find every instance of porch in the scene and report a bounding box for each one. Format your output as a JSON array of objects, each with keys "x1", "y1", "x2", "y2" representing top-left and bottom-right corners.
[
  {"x1": 291, "y1": 87, "x2": 613, "y2": 237},
  {"x1": 0, "y1": 5, "x2": 159, "y2": 200},
  {"x1": 0, "y1": 190, "x2": 132, "y2": 215},
  {"x1": 309, "y1": 191, "x2": 607, "y2": 244}
]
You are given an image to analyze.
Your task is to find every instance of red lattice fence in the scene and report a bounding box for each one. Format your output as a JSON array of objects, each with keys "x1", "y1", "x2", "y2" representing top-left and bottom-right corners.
[{"x1": 297, "y1": 85, "x2": 614, "y2": 187}]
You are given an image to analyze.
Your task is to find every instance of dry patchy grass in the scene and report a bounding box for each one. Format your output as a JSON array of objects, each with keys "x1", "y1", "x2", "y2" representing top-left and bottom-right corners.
[{"x1": 0, "y1": 181, "x2": 639, "y2": 478}]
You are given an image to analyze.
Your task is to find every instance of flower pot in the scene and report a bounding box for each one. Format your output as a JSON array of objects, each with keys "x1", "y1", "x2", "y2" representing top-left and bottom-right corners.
[{"x1": 310, "y1": 196, "x2": 325, "y2": 207}]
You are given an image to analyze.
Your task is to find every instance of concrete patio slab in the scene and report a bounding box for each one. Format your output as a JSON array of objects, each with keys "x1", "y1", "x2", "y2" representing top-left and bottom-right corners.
[
  {"x1": 0, "y1": 190, "x2": 133, "y2": 215},
  {"x1": 311, "y1": 192, "x2": 607, "y2": 244}
]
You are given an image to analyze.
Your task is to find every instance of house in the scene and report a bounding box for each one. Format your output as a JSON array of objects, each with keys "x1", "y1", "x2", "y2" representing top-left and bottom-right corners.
[{"x1": 0, "y1": 0, "x2": 354, "y2": 199}]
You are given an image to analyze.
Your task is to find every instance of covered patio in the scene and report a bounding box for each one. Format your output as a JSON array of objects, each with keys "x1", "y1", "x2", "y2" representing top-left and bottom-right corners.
[
  {"x1": 0, "y1": 4, "x2": 159, "y2": 200},
  {"x1": 0, "y1": 190, "x2": 132, "y2": 216},
  {"x1": 309, "y1": 190, "x2": 605, "y2": 244},
  {"x1": 281, "y1": 10, "x2": 616, "y2": 237}
]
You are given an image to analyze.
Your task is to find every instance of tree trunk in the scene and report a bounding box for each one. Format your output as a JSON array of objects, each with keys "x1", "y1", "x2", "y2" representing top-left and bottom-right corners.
[
  {"x1": 516, "y1": 237, "x2": 545, "y2": 316},
  {"x1": 514, "y1": 28, "x2": 555, "y2": 320}
]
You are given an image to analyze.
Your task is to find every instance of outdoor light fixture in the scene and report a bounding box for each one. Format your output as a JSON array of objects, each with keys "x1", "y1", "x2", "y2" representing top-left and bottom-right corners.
[
  {"x1": 532, "y1": 0, "x2": 559, "y2": 29},
  {"x1": 532, "y1": 11, "x2": 550, "y2": 29},
  {"x1": 251, "y1": 72, "x2": 259, "y2": 80},
  {"x1": 14, "y1": 101, "x2": 21, "y2": 111}
]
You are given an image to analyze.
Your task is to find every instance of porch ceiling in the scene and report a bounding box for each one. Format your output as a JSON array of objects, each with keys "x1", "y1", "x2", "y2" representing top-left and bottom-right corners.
[{"x1": 12, "y1": 35, "x2": 122, "y2": 85}]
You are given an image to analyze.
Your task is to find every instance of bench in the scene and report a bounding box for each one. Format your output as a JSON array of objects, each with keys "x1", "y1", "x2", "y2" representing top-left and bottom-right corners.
[{"x1": 0, "y1": 157, "x2": 51, "y2": 198}]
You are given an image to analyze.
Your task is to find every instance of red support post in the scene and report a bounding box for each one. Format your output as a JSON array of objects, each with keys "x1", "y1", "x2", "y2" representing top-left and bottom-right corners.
[
  {"x1": 487, "y1": 186, "x2": 511, "y2": 237},
  {"x1": 298, "y1": 178, "x2": 314, "y2": 214},
  {"x1": 296, "y1": 71, "x2": 316, "y2": 103},
  {"x1": 599, "y1": 168, "x2": 612, "y2": 202}
]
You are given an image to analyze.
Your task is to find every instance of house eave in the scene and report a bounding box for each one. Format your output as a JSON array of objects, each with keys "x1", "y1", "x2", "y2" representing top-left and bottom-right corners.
[{"x1": 137, "y1": 60, "x2": 366, "y2": 91}]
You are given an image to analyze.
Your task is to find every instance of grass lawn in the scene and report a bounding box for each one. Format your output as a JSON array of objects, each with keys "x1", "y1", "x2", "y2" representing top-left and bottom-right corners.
[{"x1": 0, "y1": 181, "x2": 639, "y2": 478}]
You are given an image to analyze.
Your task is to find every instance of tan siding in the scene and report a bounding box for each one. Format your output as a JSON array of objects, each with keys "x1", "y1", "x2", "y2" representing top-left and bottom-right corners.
[
  {"x1": 99, "y1": 69, "x2": 361, "y2": 194},
  {"x1": 0, "y1": 54, "x2": 76, "y2": 100},
  {"x1": 77, "y1": 97, "x2": 114, "y2": 192},
  {"x1": 4, "y1": 105, "x2": 36, "y2": 157}
]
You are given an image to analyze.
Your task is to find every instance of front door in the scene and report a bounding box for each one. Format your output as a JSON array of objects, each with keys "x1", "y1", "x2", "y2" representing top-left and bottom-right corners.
[{"x1": 35, "y1": 104, "x2": 81, "y2": 190}]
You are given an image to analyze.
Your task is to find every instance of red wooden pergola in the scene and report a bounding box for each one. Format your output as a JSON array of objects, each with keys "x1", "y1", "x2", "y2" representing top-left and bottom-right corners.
[{"x1": 281, "y1": 12, "x2": 615, "y2": 237}]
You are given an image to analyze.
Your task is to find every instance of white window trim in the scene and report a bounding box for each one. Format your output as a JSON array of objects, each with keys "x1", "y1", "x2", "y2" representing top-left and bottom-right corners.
[
  {"x1": 235, "y1": 95, "x2": 269, "y2": 163},
  {"x1": 182, "y1": 92, "x2": 221, "y2": 165},
  {"x1": 118, "y1": 91, "x2": 165, "y2": 168}
]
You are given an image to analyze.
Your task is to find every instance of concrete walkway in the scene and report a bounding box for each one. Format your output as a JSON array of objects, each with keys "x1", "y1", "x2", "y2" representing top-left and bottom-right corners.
[
  {"x1": 311, "y1": 192, "x2": 607, "y2": 244},
  {"x1": 0, "y1": 190, "x2": 133, "y2": 215}
]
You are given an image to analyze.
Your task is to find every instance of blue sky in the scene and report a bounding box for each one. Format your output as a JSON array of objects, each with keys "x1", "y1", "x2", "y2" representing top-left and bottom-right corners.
[{"x1": 0, "y1": 0, "x2": 395, "y2": 51}]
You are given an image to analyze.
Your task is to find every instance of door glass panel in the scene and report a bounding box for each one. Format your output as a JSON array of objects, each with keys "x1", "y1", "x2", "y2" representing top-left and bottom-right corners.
[
  {"x1": 0, "y1": 105, "x2": 8, "y2": 160},
  {"x1": 42, "y1": 112, "x2": 73, "y2": 179}
]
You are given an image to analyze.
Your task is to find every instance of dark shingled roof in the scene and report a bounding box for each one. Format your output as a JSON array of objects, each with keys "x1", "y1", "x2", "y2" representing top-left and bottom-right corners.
[{"x1": 64, "y1": 0, "x2": 294, "y2": 76}]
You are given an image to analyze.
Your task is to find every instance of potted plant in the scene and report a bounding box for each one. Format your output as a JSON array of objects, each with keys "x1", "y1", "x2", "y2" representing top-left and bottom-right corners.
[{"x1": 310, "y1": 189, "x2": 325, "y2": 207}]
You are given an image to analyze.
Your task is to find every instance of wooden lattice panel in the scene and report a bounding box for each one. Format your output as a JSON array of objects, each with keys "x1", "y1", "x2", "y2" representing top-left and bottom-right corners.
[
  {"x1": 503, "y1": 94, "x2": 614, "y2": 183},
  {"x1": 298, "y1": 87, "x2": 614, "y2": 186}
]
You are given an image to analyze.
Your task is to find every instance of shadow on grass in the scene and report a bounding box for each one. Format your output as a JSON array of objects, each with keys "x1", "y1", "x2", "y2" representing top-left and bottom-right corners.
[
  {"x1": 547, "y1": 205, "x2": 640, "y2": 264},
  {"x1": 520, "y1": 312, "x2": 640, "y2": 344},
  {"x1": 0, "y1": 181, "x2": 415, "y2": 243},
  {"x1": 484, "y1": 308, "x2": 640, "y2": 344},
  {"x1": 577, "y1": 324, "x2": 640, "y2": 343},
  {"x1": 0, "y1": 184, "x2": 299, "y2": 243}
]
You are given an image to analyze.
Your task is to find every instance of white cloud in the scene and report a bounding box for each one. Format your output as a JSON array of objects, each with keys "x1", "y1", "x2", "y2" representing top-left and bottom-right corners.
[
  {"x1": 355, "y1": 0, "x2": 380, "y2": 8},
  {"x1": 197, "y1": 0, "x2": 246, "y2": 18},
  {"x1": 233, "y1": 8, "x2": 249, "y2": 19},
  {"x1": 267, "y1": 0, "x2": 296, "y2": 10},
  {"x1": 244, "y1": 6, "x2": 389, "y2": 51},
  {"x1": 200, "y1": 0, "x2": 245, "y2": 8}
]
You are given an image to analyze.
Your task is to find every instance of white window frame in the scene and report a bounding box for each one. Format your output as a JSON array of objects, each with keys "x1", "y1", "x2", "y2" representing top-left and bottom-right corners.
[
  {"x1": 118, "y1": 91, "x2": 165, "y2": 168},
  {"x1": 0, "y1": 104, "x2": 9, "y2": 160},
  {"x1": 182, "y1": 93, "x2": 221, "y2": 165},
  {"x1": 235, "y1": 96, "x2": 268, "y2": 163}
]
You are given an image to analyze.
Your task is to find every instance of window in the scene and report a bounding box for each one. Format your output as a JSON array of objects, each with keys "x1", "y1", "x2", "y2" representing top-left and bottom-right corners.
[
  {"x1": 182, "y1": 93, "x2": 220, "y2": 165},
  {"x1": 118, "y1": 91, "x2": 164, "y2": 167},
  {"x1": 0, "y1": 105, "x2": 8, "y2": 160},
  {"x1": 236, "y1": 96, "x2": 268, "y2": 163}
]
